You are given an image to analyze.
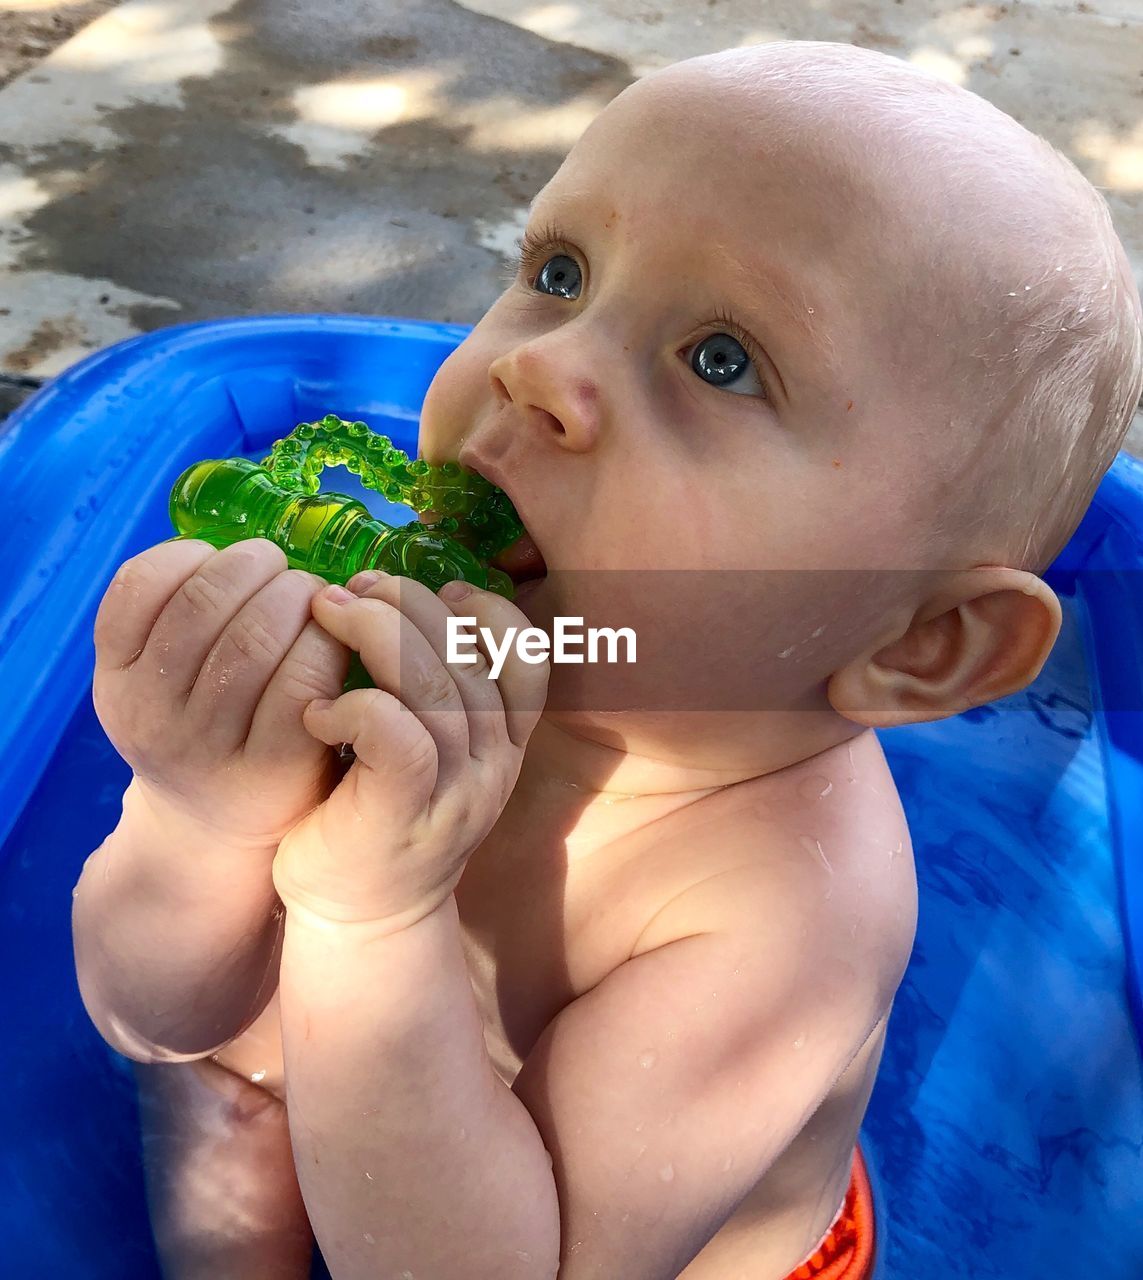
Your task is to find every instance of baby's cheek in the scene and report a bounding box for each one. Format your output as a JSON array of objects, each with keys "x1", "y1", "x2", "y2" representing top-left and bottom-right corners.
[
  {"x1": 419, "y1": 340, "x2": 487, "y2": 459},
  {"x1": 418, "y1": 379, "x2": 461, "y2": 461}
]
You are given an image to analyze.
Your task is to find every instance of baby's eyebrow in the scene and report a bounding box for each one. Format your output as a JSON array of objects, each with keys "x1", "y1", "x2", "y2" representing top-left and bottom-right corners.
[{"x1": 718, "y1": 250, "x2": 837, "y2": 398}]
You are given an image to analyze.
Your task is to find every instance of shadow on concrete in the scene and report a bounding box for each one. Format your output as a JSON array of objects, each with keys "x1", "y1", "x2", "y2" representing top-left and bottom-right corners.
[{"x1": 1, "y1": 0, "x2": 634, "y2": 358}]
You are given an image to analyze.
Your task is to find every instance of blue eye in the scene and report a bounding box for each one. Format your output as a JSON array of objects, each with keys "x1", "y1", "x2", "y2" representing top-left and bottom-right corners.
[
  {"x1": 691, "y1": 333, "x2": 750, "y2": 387},
  {"x1": 688, "y1": 326, "x2": 770, "y2": 400},
  {"x1": 534, "y1": 254, "x2": 581, "y2": 300}
]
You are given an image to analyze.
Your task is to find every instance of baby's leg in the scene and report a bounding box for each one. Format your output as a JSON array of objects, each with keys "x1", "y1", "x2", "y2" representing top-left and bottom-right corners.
[{"x1": 135, "y1": 1057, "x2": 314, "y2": 1280}]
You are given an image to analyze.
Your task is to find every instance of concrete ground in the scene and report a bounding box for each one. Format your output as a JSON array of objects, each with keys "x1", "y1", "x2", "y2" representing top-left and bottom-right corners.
[
  {"x1": 0, "y1": 0, "x2": 117, "y2": 86},
  {"x1": 0, "y1": 0, "x2": 1140, "y2": 453}
]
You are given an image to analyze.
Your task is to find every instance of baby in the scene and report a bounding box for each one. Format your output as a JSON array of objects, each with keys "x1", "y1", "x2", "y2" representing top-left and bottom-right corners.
[{"x1": 72, "y1": 39, "x2": 1142, "y2": 1280}]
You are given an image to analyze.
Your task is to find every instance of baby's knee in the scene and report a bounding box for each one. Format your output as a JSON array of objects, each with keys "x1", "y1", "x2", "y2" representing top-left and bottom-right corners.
[
  {"x1": 135, "y1": 1057, "x2": 285, "y2": 1143},
  {"x1": 133, "y1": 1060, "x2": 311, "y2": 1279}
]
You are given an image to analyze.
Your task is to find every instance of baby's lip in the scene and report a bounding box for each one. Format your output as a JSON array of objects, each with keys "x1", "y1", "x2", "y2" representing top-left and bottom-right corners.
[
  {"x1": 455, "y1": 447, "x2": 549, "y2": 584},
  {"x1": 491, "y1": 529, "x2": 547, "y2": 585}
]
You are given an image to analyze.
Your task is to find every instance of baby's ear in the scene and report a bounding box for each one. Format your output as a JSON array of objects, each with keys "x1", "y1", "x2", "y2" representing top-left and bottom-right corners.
[{"x1": 826, "y1": 568, "x2": 1062, "y2": 728}]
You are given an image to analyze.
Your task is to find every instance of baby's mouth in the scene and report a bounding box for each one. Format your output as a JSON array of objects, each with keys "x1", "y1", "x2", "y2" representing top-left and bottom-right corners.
[{"x1": 435, "y1": 449, "x2": 548, "y2": 593}]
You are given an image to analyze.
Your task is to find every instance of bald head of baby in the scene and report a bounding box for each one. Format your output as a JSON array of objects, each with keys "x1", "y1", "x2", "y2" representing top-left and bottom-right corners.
[{"x1": 638, "y1": 41, "x2": 1143, "y2": 576}]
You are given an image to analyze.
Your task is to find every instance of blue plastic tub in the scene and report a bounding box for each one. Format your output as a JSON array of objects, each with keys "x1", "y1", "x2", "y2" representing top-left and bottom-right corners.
[{"x1": 1, "y1": 315, "x2": 1140, "y2": 1279}]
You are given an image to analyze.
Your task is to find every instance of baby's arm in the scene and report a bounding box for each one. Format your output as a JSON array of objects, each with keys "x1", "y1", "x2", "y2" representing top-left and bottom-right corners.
[
  {"x1": 74, "y1": 780, "x2": 286, "y2": 1062},
  {"x1": 263, "y1": 574, "x2": 558, "y2": 1277},
  {"x1": 72, "y1": 538, "x2": 349, "y2": 1062}
]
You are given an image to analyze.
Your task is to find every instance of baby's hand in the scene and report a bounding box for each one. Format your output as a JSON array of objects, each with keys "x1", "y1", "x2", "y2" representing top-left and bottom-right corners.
[
  {"x1": 92, "y1": 538, "x2": 350, "y2": 850},
  {"x1": 272, "y1": 571, "x2": 549, "y2": 930}
]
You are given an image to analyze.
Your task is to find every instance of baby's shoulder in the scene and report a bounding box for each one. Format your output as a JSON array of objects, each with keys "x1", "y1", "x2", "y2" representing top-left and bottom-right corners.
[{"x1": 625, "y1": 739, "x2": 916, "y2": 1025}]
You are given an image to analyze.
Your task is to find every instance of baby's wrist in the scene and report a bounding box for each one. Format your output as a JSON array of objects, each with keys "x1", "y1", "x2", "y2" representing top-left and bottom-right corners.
[
  {"x1": 87, "y1": 780, "x2": 284, "y2": 927},
  {"x1": 123, "y1": 776, "x2": 282, "y2": 863}
]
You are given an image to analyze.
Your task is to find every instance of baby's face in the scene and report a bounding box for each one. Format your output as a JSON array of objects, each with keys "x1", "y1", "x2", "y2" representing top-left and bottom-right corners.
[{"x1": 419, "y1": 64, "x2": 933, "y2": 716}]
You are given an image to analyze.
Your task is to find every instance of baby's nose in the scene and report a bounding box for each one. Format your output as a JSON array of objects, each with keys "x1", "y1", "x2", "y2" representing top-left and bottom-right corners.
[{"x1": 488, "y1": 347, "x2": 601, "y2": 452}]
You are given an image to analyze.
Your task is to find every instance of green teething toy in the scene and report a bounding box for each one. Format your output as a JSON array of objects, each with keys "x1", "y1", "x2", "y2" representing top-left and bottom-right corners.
[
  {"x1": 168, "y1": 414, "x2": 523, "y2": 596},
  {"x1": 168, "y1": 414, "x2": 525, "y2": 696}
]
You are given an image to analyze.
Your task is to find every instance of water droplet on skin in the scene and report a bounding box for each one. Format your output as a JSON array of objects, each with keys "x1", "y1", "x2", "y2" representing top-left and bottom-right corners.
[
  {"x1": 250, "y1": 1069, "x2": 266, "y2": 1083},
  {"x1": 777, "y1": 644, "x2": 796, "y2": 659},
  {"x1": 798, "y1": 775, "x2": 834, "y2": 801},
  {"x1": 634, "y1": 1122, "x2": 645, "y2": 1133},
  {"x1": 659, "y1": 1163, "x2": 675, "y2": 1182},
  {"x1": 793, "y1": 1034, "x2": 807, "y2": 1050},
  {"x1": 846, "y1": 744, "x2": 856, "y2": 781},
  {"x1": 798, "y1": 834, "x2": 833, "y2": 875},
  {"x1": 363, "y1": 1232, "x2": 375, "y2": 1245},
  {"x1": 638, "y1": 1050, "x2": 657, "y2": 1069},
  {"x1": 363, "y1": 1171, "x2": 374, "y2": 1182},
  {"x1": 810, "y1": 625, "x2": 825, "y2": 638},
  {"x1": 158, "y1": 667, "x2": 166, "y2": 675},
  {"x1": 722, "y1": 1155, "x2": 735, "y2": 1172},
  {"x1": 514, "y1": 1250, "x2": 532, "y2": 1262}
]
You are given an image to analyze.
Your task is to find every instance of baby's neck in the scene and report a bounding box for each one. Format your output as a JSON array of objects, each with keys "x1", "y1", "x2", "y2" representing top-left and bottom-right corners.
[
  {"x1": 525, "y1": 712, "x2": 867, "y2": 801},
  {"x1": 500, "y1": 717, "x2": 875, "y2": 870}
]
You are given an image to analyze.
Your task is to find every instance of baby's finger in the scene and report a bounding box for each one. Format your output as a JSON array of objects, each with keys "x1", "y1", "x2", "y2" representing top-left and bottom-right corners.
[
  {"x1": 185, "y1": 569, "x2": 331, "y2": 748},
  {"x1": 94, "y1": 539, "x2": 216, "y2": 671},
  {"x1": 138, "y1": 540, "x2": 288, "y2": 698},
  {"x1": 440, "y1": 583, "x2": 550, "y2": 750},
  {"x1": 247, "y1": 615, "x2": 351, "y2": 758},
  {"x1": 344, "y1": 570, "x2": 505, "y2": 737},
  {"x1": 303, "y1": 688, "x2": 438, "y2": 824},
  {"x1": 311, "y1": 585, "x2": 472, "y2": 789}
]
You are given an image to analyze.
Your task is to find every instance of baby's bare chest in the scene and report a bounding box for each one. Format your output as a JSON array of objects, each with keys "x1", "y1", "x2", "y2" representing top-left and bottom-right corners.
[{"x1": 451, "y1": 824, "x2": 656, "y2": 1087}]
